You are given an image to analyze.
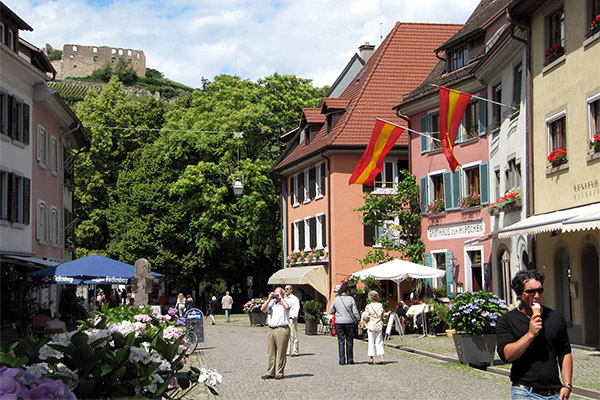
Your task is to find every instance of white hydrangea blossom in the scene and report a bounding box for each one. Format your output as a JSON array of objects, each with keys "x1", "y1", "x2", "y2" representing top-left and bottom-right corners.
[
  {"x1": 129, "y1": 346, "x2": 152, "y2": 364},
  {"x1": 38, "y1": 344, "x2": 63, "y2": 360},
  {"x1": 107, "y1": 321, "x2": 146, "y2": 336},
  {"x1": 198, "y1": 366, "x2": 222, "y2": 387},
  {"x1": 56, "y1": 363, "x2": 78, "y2": 381},
  {"x1": 83, "y1": 328, "x2": 111, "y2": 346},
  {"x1": 24, "y1": 363, "x2": 51, "y2": 378}
]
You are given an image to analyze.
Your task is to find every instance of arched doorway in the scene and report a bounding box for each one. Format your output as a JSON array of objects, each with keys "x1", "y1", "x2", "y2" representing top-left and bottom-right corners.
[
  {"x1": 554, "y1": 247, "x2": 572, "y2": 323},
  {"x1": 580, "y1": 243, "x2": 599, "y2": 347},
  {"x1": 496, "y1": 247, "x2": 510, "y2": 301}
]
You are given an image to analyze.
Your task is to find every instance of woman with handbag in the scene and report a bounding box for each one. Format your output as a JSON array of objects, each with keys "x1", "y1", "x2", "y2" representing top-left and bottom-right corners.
[
  {"x1": 364, "y1": 291, "x2": 385, "y2": 365},
  {"x1": 329, "y1": 283, "x2": 360, "y2": 365}
]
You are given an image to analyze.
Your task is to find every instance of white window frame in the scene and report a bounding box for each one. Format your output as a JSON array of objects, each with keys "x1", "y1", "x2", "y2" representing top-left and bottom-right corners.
[
  {"x1": 37, "y1": 200, "x2": 47, "y2": 243},
  {"x1": 315, "y1": 163, "x2": 324, "y2": 199},
  {"x1": 303, "y1": 169, "x2": 310, "y2": 204},
  {"x1": 37, "y1": 125, "x2": 48, "y2": 168},
  {"x1": 316, "y1": 213, "x2": 325, "y2": 250},
  {"x1": 428, "y1": 169, "x2": 446, "y2": 206},
  {"x1": 463, "y1": 245, "x2": 485, "y2": 293},
  {"x1": 588, "y1": 92, "x2": 600, "y2": 144},
  {"x1": 431, "y1": 249, "x2": 448, "y2": 289},
  {"x1": 373, "y1": 215, "x2": 400, "y2": 248},
  {"x1": 461, "y1": 160, "x2": 482, "y2": 199},
  {"x1": 428, "y1": 111, "x2": 441, "y2": 151},
  {"x1": 291, "y1": 174, "x2": 299, "y2": 207},
  {"x1": 505, "y1": 157, "x2": 521, "y2": 192},
  {"x1": 373, "y1": 158, "x2": 399, "y2": 194},
  {"x1": 545, "y1": 110, "x2": 567, "y2": 153}
]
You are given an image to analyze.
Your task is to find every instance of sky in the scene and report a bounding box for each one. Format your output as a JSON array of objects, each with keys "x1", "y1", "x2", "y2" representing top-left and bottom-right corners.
[{"x1": 5, "y1": 0, "x2": 481, "y2": 89}]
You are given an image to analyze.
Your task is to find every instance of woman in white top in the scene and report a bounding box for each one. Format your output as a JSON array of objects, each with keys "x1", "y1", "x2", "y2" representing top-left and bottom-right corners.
[
  {"x1": 176, "y1": 293, "x2": 186, "y2": 317},
  {"x1": 364, "y1": 290, "x2": 385, "y2": 364}
]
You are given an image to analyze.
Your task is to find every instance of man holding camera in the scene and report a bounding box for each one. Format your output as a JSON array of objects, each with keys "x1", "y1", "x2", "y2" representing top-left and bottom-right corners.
[{"x1": 260, "y1": 287, "x2": 290, "y2": 380}]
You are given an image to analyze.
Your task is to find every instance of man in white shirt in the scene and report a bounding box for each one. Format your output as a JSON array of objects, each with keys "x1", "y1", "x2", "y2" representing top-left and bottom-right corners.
[
  {"x1": 284, "y1": 285, "x2": 300, "y2": 357},
  {"x1": 260, "y1": 287, "x2": 290, "y2": 380}
]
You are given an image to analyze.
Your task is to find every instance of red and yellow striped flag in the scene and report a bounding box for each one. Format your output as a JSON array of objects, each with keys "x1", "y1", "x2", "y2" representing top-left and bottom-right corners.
[
  {"x1": 439, "y1": 86, "x2": 472, "y2": 173},
  {"x1": 349, "y1": 120, "x2": 405, "y2": 185}
]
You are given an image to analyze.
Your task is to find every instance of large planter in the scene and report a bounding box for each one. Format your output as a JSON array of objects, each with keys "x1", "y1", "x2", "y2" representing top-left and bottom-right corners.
[
  {"x1": 452, "y1": 333, "x2": 496, "y2": 368},
  {"x1": 305, "y1": 318, "x2": 318, "y2": 335},
  {"x1": 248, "y1": 311, "x2": 267, "y2": 326}
]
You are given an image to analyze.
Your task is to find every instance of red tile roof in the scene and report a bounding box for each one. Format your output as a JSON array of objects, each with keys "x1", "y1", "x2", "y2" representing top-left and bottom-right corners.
[
  {"x1": 302, "y1": 108, "x2": 326, "y2": 124},
  {"x1": 275, "y1": 22, "x2": 462, "y2": 171}
]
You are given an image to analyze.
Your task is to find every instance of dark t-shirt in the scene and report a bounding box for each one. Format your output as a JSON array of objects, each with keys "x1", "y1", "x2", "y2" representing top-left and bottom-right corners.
[
  {"x1": 209, "y1": 299, "x2": 218, "y2": 314},
  {"x1": 496, "y1": 306, "x2": 571, "y2": 390}
]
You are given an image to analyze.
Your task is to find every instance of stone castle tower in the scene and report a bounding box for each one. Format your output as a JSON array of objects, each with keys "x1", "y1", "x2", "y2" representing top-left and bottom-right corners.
[{"x1": 49, "y1": 44, "x2": 146, "y2": 79}]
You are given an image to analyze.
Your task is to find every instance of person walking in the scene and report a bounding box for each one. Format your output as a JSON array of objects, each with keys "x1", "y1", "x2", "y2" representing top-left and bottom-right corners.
[
  {"x1": 329, "y1": 283, "x2": 360, "y2": 365},
  {"x1": 175, "y1": 293, "x2": 186, "y2": 318},
  {"x1": 497, "y1": 270, "x2": 573, "y2": 400},
  {"x1": 209, "y1": 296, "x2": 218, "y2": 325},
  {"x1": 364, "y1": 291, "x2": 385, "y2": 365},
  {"x1": 185, "y1": 294, "x2": 195, "y2": 312},
  {"x1": 260, "y1": 287, "x2": 290, "y2": 380},
  {"x1": 284, "y1": 284, "x2": 300, "y2": 357},
  {"x1": 221, "y1": 291, "x2": 233, "y2": 323}
]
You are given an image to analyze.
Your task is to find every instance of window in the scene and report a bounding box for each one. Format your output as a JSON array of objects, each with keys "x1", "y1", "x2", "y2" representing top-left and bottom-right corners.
[
  {"x1": 462, "y1": 101, "x2": 479, "y2": 140},
  {"x1": 462, "y1": 163, "x2": 490, "y2": 206},
  {"x1": 0, "y1": 169, "x2": 8, "y2": 221},
  {"x1": 315, "y1": 163, "x2": 325, "y2": 198},
  {"x1": 50, "y1": 206, "x2": 59, "y2": 245},
  {"x1": 494, "y1": 168, "x2": 501, "y2": 201},
  {"x1": 291, "y1": 173, "x2": 304, "y2": 207},
  {"x1": 0, "y1": 94, "x2": 29, "y2": 144},
  {"x1": 589, "y1": 0, "x2": 600, "y2": 38},
  {"x1": 374, "y1": 215, "x2": 402, "y2": 247},
  {"x1": 7, "y1": 29, "x2": 14, "y2": 50},
  {"x1": 93, "y1": 47, "x2": 98, "y2": 53},
  {"x1": 72, "y1": 45, "x2": 78, "y2": 51},
  {"x1": 291, "y1": 220, "x2": 302, "y2": 253},
  {"x1": 546, "y1": 7, "x2": 565, "y2": 62},
  {"x1": 548, "y1": 115, "x2": 567, "y2": 152},
  {"x1": 506, "y1": 159, "x2": 521, "y2": 191},
  {"x1": 433, "y1": 252, "x2": 447, "y2": 289},
  {"x1": 303, "y1": 170, "x2": 311, "y2": 203},
  {"x1": 464, "y1": 166, "x2": 480, "y2": 197},
  {"x1": 512, "y1": 63, "x2": 523, "y2": 109},
  {"x1": 431, "y1": 174, "x2": 444, "y2": 204},
  {"x1": 327, "y1": 112, "x2": 342, "y2": 134},
  {"x1": 491, "y1": 84, "x2": 502, "y2": 134},
  {"x1": 3, "y1": 172, "x2": 30, "y2": 225},
  {"x1": 449, "y1": 46, "x2": 468, "y2": 71},
  {"x1": 127, "y1": 50, "x2": 132, "y2": 56},
  {"x1": 316, "y1": 214, "x2": 326, "y2": 249},
  {"x1": 118, "y1": 49, "x2": 124, "y2": 56},
  {"x1": 374, "y1": 159, "x2": 398, "y2": 193},
  {"x1": 37, "y1": 200, "x2": 46, "y2": 242},
  {"x1": 420, "y1": 112, "x2": 441, "y2": 152},
  {"x1": 588, "y1": 96, "x2": 600, "y2": 145},
  {"x1": 50, "y1": 136, "x2": 58, "y2": 173},
  {"x1": 37, "y1": 126, "x2": 48, "y2": 167}
]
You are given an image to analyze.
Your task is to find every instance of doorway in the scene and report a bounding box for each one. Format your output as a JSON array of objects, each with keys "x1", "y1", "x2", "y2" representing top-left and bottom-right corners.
[
  {"x1": 468, "y1": 249, "x2": 483, "y2": 291},
  {"x1": 580, "y1": 243, "x2": 599, "y2": 347}
]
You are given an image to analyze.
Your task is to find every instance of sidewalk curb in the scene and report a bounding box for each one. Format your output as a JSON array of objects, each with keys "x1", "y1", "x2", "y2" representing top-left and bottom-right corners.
[{"x1": 380, "y1": 341, "x2": 600, "y2": 399}]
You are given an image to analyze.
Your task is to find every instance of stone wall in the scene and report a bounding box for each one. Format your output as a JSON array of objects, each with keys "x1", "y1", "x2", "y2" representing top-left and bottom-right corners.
[{"x1": 55, "y1": 44, "x2": 146, "y2": 79}]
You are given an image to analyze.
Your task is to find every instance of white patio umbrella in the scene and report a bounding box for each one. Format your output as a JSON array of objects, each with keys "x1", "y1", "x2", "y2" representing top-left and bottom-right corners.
[{"x1": 352, "y1": 258, "x2": 445, "y2": 299}]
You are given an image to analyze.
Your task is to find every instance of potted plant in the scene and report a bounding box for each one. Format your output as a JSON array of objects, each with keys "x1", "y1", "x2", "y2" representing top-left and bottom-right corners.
[
  {"x1": 544, "y1": 43, "x2": 564, "y2": 61},
  {"x1": 425, "y1": 198, "x2": 445, "y2": 216},
  {"x1": 458, "y1": 192, "x2": 481, "y2": 209},
  {"x1": 302, "y1": 300, "x2": 322, "y2": 335},
  {"x1": 486, "y1": 189, "x2": 521, "y2": 214},
  {"x1": 426, "y1": 299, "x2": 450, "y2": 334},
  {"x1": 590, "y1": 14, "x2": 600, "y2": 34},
  {"x1": 243, "y1": 298, "x2": 267, "y2": 325},
  {"x1": 590, "y1": 133, "x2": 600, "y2": 153},
  {"x1": 448, "y1": 291, "x2": 508, "y2": 368},
  {"x1": 547, "y1": 148, "x2": 567, "y2": 167}
]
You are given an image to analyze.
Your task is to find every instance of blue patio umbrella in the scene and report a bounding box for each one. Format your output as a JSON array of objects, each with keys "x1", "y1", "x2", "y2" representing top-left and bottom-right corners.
[{"x1": 27, "y1": 255, "x2": 164, "y2": 285}]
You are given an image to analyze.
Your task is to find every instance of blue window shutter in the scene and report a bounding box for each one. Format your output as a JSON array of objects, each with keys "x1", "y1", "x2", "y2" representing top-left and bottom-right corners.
[
  {"x1": 452, "y1": 170, "x2": 461, "y2": 209},
  {"x1": 445, "y1": 251, "x2": 455, "y2": 299},
  {"x1": 478, "y1": 95, "x2": 487, "y2": 136},
  {"x1": 424, "y1": 253, "x2": 433, "y2": 288},
  {"x1": 420, "y1": 177, "x2": 428, "y2": 214},
  {"x1": 420, "y1": 115, "x2": 428, "y2": 153},
  {"x1": 443, "y1": 172, "x2": 453, "y2": 210},
  {"x1": 480, "y1": 162, "x2": 489, "y2": 205}
]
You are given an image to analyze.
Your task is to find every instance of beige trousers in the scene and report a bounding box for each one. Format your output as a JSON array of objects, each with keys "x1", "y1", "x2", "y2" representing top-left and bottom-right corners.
[
  {"x1": 287, "y1": 318, "x2": 299, "y2": 355},
  {"x1": 267, "y1": 326, "x2": 290, "y2": 376}
]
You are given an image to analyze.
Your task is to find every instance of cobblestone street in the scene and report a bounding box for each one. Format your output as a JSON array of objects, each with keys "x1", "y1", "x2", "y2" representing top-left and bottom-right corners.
[{"x1": 186, "y1": 316, "x2": 599, "y2": 400}]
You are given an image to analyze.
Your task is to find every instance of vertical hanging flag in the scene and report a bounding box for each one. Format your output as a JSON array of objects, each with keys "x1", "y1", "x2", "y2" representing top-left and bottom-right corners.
[
  {"x1": 439, "y1": 86, "x2": 472, "y2": 172},
  {"x1": 349, "y1": 119, "x2": 405, "y2": 185}
]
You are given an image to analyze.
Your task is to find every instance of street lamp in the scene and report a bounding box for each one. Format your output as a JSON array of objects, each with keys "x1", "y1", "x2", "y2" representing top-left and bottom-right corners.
[{"x1": 233, "y1": 132, "x2": 244, "y2": 196}]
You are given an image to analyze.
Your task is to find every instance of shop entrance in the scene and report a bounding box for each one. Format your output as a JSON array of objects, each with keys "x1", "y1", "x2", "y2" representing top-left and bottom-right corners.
[{"x1": 468, "y1": 250, "x2": 483, "y2": 291}]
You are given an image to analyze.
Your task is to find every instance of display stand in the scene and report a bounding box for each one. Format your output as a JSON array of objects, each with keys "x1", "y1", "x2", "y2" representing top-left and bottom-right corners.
[{"x1": 384, "y1": 312, "x2": 405, "y2": 346}]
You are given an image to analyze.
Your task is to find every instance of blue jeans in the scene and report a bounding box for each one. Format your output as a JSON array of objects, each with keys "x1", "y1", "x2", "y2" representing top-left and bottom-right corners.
[
  {"x1": 512, "y1": 386, "x2": 560, "y2": 400},
  {"x1": 335, "y1": 323, "x2": 355, "y2": 364},
  {"x1": 225, "y1": 309, "x2": 230, "y2": 321}
]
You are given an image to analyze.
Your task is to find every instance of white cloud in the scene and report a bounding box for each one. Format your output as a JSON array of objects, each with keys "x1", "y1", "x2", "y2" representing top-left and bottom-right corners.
[{"x1": 5, "y1": 0, "x2": 480, "y2": 88}]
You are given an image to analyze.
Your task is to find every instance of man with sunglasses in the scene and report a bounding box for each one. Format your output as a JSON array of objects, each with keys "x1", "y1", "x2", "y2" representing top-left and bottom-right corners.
[{"x1": 497, "y1": 270, "x2": 572, "y2": 400}]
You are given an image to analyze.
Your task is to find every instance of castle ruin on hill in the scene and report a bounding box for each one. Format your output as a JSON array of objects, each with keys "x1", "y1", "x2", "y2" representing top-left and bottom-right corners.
[{"x1": 48, "y1": 44, "x2": 146, "y2": 79}]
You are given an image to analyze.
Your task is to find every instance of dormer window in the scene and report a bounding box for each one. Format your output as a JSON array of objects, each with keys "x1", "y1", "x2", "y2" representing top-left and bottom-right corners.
[
  {"x1": 448, "y1": 45, "x2": 468, "y2": 72},
  {"x1": 327, "y1": 112, "x2": 342, "y2": 134}
]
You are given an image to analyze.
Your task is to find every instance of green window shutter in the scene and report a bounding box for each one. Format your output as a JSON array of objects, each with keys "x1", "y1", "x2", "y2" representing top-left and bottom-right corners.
[
  {"x1": 452, "y1": 170, "x2": 462, "y2": 210},
  {"x1": 445, "y1": 251, "x2": 454, "y2": 298},
  {"x1": 23, "y1": 104, "x2": 30, "y2": 145},
  {"x1": 480, "y1": 162, "x2": 489, "y2": 205},
  {"x1": 420, "y1": 176, "x2": 428, "y2": 214},
  {"x1": 424, "y1": 253, "x2": 433, "y2": 288},
  {"x1": 443, "y1": 172, "x2": 453, "y2": 210},
  {"x1": 420, "y1": 115, "x2": 428, "y2": 153},
  {"x1": 478, "y1": 95, "x2": 487, "y2": 136}
]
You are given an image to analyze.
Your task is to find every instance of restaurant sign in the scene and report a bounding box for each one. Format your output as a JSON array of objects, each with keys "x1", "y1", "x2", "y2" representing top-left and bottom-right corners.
[{"x1": 427, "y1": 220, "x2": 485, "y2": 241}]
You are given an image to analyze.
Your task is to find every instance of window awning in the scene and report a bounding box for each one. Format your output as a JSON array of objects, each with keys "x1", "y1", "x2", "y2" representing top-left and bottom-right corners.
[
  {"x1": 267, "y1": 265, "x2": 328, "y2": 297},
  {"x1": 3, "y1": 255, "x2": 60, "y2": 267},
  {"x1": 498, "y1": 202, "x2": 600, "y2": 239}
]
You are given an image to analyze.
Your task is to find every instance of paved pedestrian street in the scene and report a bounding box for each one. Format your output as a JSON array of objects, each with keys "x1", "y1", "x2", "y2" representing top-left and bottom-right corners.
[{"x1": 185, "y1": 316, "x2": 599, "y2": 400}]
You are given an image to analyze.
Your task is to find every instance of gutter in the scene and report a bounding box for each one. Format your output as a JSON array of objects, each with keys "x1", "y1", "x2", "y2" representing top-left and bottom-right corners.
[{"x1": 320, "y1": 150, "x2": 333, "y2": 304}]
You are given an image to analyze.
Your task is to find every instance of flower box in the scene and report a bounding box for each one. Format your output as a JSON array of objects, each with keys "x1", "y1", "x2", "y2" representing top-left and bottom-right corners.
[
  {"x1": 547, "y1": 148, "x2": 567, "y2": 167},
  {"x1": 486, "y1": 189, "x2": 521, "y2": 214},
  {"x1": 458, "y1": 193, "x2": 481, "y2": 209},
  {"x1": 590, "y1": 133, "x2": 600, "y2": 152},
  {"x1": 544, "y1": 43, "x2": 564, "y2": 62},
  {"x1": 426, "y1": 199, "x2": 445, "y2": 216},
  {"x1": 590, "y1": 14, "x2": 600, "y2": 33}
]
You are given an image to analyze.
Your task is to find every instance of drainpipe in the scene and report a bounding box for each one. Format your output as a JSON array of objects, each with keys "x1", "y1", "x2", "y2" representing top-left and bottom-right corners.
[
  {"x1": 320, "y1": 150, "x2": 333, "y2": 305},
  {"x1": 507, "y1": 8, "x2": 535, "y2": 269}
]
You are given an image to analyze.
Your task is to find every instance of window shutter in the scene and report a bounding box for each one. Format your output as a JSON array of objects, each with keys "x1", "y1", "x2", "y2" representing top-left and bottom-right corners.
[
  {"x1": 321, "y1": 215, "x2": 327, "y2": 247},
  {"x1": 8, "y1": 173, "x2": 15, "y2": 222},
  {"x1": 309, "y1": 217, "x2": 317, "y2": 249},
  {"x1": 443, "y1": 172, "x2": 453, "y2": 210},
  {"x1": 36, "y1": 201, "x2": 42, "y2": 241},
  {"x1": 290, "y1": 222, "x2": 295, "y2": 252},
  {"x1": 23, "y1": 178, "x2": 30, "y2": 225},
  {"x1": 299, "y1": 222, "x2": 305, "y2": 251},
  {"x1": 309, "y1": 167, "x2": 316, "y2": 200},
  {"x1": 478, "y1": 95, "x2": 487, "y2": 136},
  {"x1": 23, "y1": 104, "x2": 30, "y2": 145},
  {"x1": 10, "y1": 96, "x2": 17, "y2": 139},
  {"x1": 445, "y1": 251, "x2": 454, "y2": 298},
  {"x1": 37, "y1": 127, "x2": 43, "y2": 161},
  {"x1": 363, "y1": 212, "x2": 374, "y2": 246},
  {"x1": 479, "y1": 162, "x2": 489, "y2": 205},
  {"x1": 452, "y1": 170, "x2": 461, "y2": 209},
  {"x1": 420, "y1": 115, "x2": 429, "y2": 153},
  {"x1": 362, "y1": 183, "x2": 373, "y2": 192},
  {"x1": 420, "y1": 177, "x2": 428, "y2": 214},
  {"x1": 298, "y1": 173, "x2": 305, "y2": 203},
  {"x1": 423, "y1": 253, "x2": 433, "y2": 288},
  {"x1": 320, "y1": 163, "x2": 326, "y2": 196}
]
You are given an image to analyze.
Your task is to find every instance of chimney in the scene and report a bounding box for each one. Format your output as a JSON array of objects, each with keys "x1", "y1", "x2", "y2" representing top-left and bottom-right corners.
[{"x1": 358, "y1": 42, "x2": 375, "y2": 62}]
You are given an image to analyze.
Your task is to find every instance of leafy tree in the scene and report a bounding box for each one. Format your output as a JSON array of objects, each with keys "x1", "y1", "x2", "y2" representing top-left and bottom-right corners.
[
  {"x1": 90, "y1": 62, "x2": 114, "y2": 82},
  {"x1": 145, "y1": 68, "x2": 164, "y2": 79},
  {"x1": 48, "y1": 49, "x2": 62, "y2": 61},
  {"x1": 354, "y1": 169, "x2": 425, "y2": 267},
  {"x1": 74, "y1": 76, "x2": 165, "y2": 256},
  {"x1": 114, "y1": 59, "x2": 138, "y2": 84}
]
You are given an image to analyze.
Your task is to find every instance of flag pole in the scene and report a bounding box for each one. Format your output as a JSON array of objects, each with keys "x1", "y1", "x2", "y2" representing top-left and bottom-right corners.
[
  {"x1": 376, "y1": 118, "x2": 441, "y2": 143},
  {"x1": 430, "y1": 84, "x2": 518, "y2": 110}
]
